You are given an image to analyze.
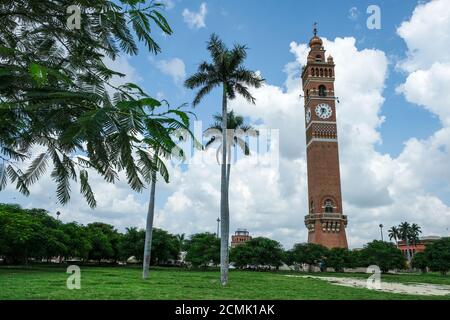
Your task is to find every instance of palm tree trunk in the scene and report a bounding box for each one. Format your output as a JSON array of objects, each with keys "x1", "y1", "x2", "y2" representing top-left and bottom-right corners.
[
  {"x1": 142, "y1": 151, "x2": 158, "y2": 280},
  {"x1": 226, "y1": 145, "x2": 231, "y2": 191},
  {"x1": 405, "y1": 237, "x2": 412, "y2": 271},
  {"x1": 220, "y1": 84, "x2": 229, "y2": 286}
]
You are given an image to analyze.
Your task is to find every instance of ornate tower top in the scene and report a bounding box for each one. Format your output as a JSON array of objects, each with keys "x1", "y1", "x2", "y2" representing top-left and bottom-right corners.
[{"x1": 309, "y1": 22, "x2": 323, "y2": 48}]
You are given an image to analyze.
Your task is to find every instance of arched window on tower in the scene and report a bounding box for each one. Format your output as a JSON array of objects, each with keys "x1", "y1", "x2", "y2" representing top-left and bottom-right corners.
[
  {"x1": 310, "y1": 200, "x2": 314, "y2": 213},
  {"x1": 324, "y1": 199, "x2": 334, "y2": 213},
  {"x1": 315, "y1": 55, "x2": 322, "y2": 62},
  {"x1": 318, "y1": 85, "x2": 326, "y2": 97}
]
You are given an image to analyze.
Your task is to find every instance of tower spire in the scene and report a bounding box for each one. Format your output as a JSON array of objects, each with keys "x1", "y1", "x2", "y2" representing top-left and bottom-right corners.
[{"x1": 313, "y1": 22, "x2": 318, "y2": 36}]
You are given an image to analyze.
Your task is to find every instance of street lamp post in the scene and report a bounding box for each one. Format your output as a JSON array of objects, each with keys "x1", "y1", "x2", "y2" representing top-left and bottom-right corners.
[
  {"x1": 216, "y1": 217, "x2": 220, "y2": 239},
  {"x1": 56, "y1": 211, "x2": 61, "y2": 220},
  {"x1": 379, "y1": 224, "x2": 384, "y2": 242}
]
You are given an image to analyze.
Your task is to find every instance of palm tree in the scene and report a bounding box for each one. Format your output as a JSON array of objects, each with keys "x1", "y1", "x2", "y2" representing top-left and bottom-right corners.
[
  {"x1": 142, "y1": 147, "x2": 163, "y2": 279},
  {"x1": 141, "y1": 105, "x2": 193, "y2": 280},
  {"x1": 409, "y1": 223, "x2": 422, "y2": 258},
  {"x1": 398, "y1": 221, "x2": 412, "y2": 267},
  {"x1": 176, "y1": 233, "x2": 185, "y2": 252},
  {"x1": 184, "y1": 34, "x2": 264, "y2": 285},
  {"x1": 388, "y1": 226, "x2": 399, "y2": 247},
  {"x1": 204, "y1": 110, "x2": 258, "y2": 189},
  {"x1": 397, "y1": 222, "x2": 423, "y2": 270}
]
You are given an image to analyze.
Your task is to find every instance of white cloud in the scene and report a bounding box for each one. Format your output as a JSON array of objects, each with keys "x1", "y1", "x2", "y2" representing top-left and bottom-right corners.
[
  {"x1": 396, "y1": 0, "x2": 450, "y2": 72},
  {"x1": 153, "y1": 57, "x2": 186, "y2": 84},
  {"x1": 182, "y1": 3, "x2": 207, "y2": 29},
  {"x1": 104, "y1": 56, "x2": 142, "y2": 85},
  {"x1": 397, "y1": 62, "x2": 450, "y2": 126}
]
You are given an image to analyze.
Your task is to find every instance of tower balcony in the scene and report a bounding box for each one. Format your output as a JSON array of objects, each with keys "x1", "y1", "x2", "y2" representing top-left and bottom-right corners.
[{"x1": 304, "y1": 213, "x2": 348, "y2": 233}]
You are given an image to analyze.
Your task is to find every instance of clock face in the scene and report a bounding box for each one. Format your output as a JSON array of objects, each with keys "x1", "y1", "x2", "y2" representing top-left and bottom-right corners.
[
  {"x1": 315, "y1": 103, "x2": 332, "y2": 119},
  {"x1": 306, "y1": 108, "x2": 311, "y2": 124}
]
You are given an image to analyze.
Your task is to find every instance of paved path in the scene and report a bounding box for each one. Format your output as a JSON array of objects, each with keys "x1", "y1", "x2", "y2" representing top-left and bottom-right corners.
[{"x1": 285, "y1": 275, "x2": 450, "y2": 296}]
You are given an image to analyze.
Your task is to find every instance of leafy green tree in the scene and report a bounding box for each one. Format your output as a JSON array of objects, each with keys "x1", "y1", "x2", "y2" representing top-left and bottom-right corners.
[
  {"x1": 185, "y1": 33, "x2": 264, "y2": 285},
  {"x1": 230, "y1": 237, "x2": 284, "y2": 269},
  {"x1": 424, "y1": 237, "x2": 450, "y2": 275},
  {"x1": 150, "y1": 228, "x2": 179, "y2": 265},
  {"x1": 0, "y1": 202, "x2": 183, "y2": 265},
  {"x1": 230, "y1": 244, "x2": 255, "y2": 268},
  {"x1": 412, "y1": 251, "x2": 428, "y2": 273},
  {"x1": 118, "y1": 227, "x2": 179, "y2": 265},
  {"x1": 185, "y1": 233, "x2": 220, "y2": 268},
  {"x1": 359, "y1": 240, "x2": 406, "y2": 273},
  {"x1": 61, "y1": 222, "x2": 91, "y2": 261},
  {"x1": 283, "y1": 249, "x2": 295, "y2": 266},
  {"x1": 0, "y1": 0, "x2": 191, "y2": 211},
  {"x1": 347, "y1": 249, "x2": 364, "y2": 268},
  {"x1": 0, "y1": 204, "x2": 40, "y2": 264},
  {"x1": 0, "y1": 203, "x2": 68, "y2": 263},
  {"x1": 118, "y1": 227, "x2": 145, "y2": 261},
  {"x1": 26, "y1": 208, "x2": 68, "y2": 261},
  {"x1": 290, "y1": 243, "x2": 328, "y2": 272},
  {"x1": 325, "y1": 248, "x2": 352, "y2": 272},
  {"x1": 86, "y1": 222, "x2": 120, "y2": 263}
]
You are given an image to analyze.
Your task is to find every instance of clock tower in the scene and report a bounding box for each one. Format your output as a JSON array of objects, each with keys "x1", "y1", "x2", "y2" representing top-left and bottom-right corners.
[{"x1": 301, "y1": 26, "x2": 348, "y2": 248}]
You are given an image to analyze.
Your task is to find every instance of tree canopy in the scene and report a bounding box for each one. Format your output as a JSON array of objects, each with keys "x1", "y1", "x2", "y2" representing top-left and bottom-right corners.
[
  {"x1": 0, "y1": 0, "x2": 190, "y2": 208},
  {"x1": 0, "y1": 203, "x2": 181, "y2": 265},
  {"x1": 288, "y1": 243, "x2": 328, "y2": 269},
  {"x1": 230, "y1": 237, "x2": 284, "y2": 269},
  {"x1": 424, "y1": 237, "x2": 450, "y2": 275},
  {"x1": 359, "y1": 240, "x2": 406, "y2": 273},
  {"x1": 185, "y1": 233, "x2": 220, "y2": 268}
]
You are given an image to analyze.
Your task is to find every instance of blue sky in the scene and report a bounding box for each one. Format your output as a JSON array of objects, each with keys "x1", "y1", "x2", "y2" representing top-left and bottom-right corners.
[
  {"x1": 129, "y1": 0, "x2": 441, "y2": 157},
  {"x1": 2, "y1": 0, "x2": 449, "y2": 248}
]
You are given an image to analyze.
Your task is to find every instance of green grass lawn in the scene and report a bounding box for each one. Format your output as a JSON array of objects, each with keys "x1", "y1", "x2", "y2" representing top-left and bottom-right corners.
[{"x1": 0, "y1": 265, "x2": 449, "y2": 300}]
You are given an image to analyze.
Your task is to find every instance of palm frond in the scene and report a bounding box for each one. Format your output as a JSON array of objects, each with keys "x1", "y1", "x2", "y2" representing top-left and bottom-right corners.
[
  {"x1": 234, "y1": 67, "x2": 265, "y2": 87},
  {"x1": 79, "y1": 169, "x2": 97, "y2": 208},
  {"x1": 184, "y1": 71, "x2": 212, "y2": 89},
  {"x1": 228, "y1": 43, "x2": 248, "y2": 71},
  {"x1": 234, "y1": 82, "x2": 256, "y2": 104},
  {"x1": 193, "y1": 83, "x2": 216, "y2": 106},
  {"x1": 207, "y1": 33, "x2": 227, "y2": 67},
  {"x1": 23, "y1": 152, "x2": 48, "y2": 186},
  {"x1": 0, "y1": 162, "x2": 7, "y2": 191}
]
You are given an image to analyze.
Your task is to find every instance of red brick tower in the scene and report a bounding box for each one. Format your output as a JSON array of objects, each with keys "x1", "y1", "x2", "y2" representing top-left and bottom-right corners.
[{"x1": 302, "y1": 26, "x2": 348, "y2": 248}]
